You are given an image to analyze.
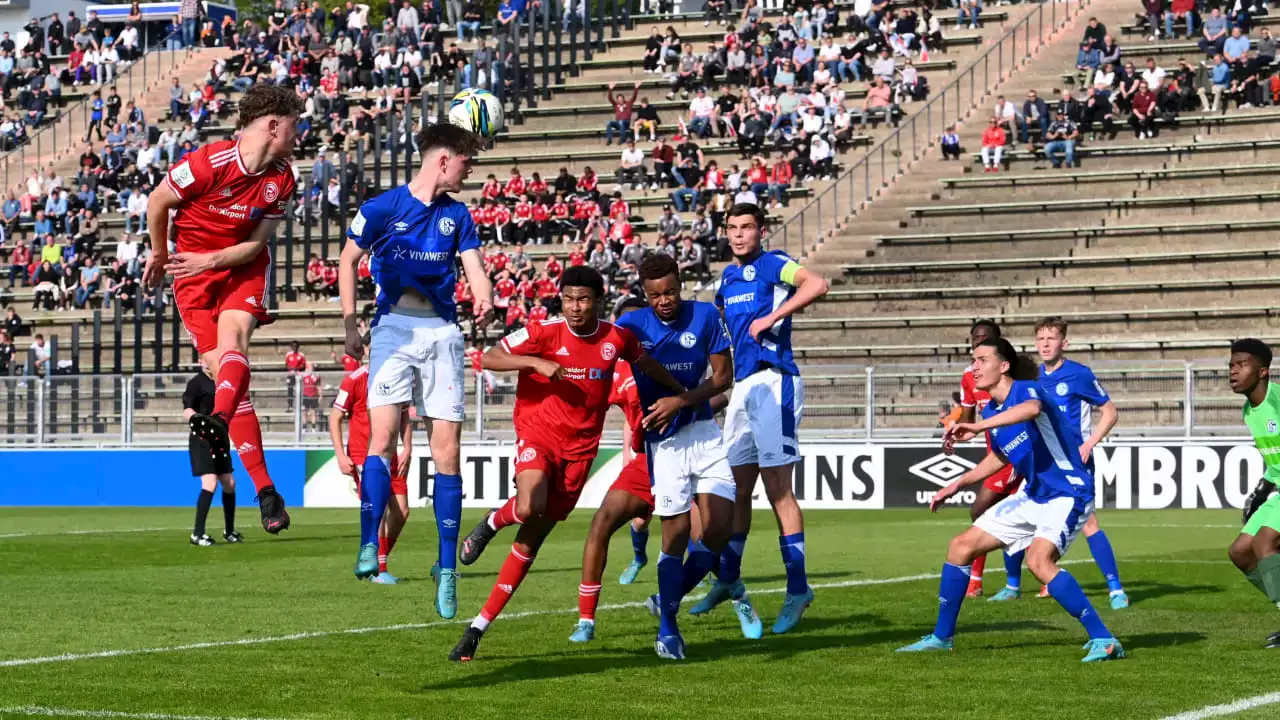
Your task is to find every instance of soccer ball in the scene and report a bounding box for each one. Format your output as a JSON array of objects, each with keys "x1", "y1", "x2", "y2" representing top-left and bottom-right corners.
[{"x1": 448, "y1": 89, "x2": 504, "y2": 140}]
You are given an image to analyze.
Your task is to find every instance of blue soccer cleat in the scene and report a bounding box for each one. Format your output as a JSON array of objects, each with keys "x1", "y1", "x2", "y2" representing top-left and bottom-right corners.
[
  {"x1": 896, "y1": 634, "x2": 954, "y2": 653},
  {"x1": 1081, "y1": 638, "x2": 1125, "y2": 663},
  {"x1": 773, "y1": 587, "x2": 814, "y2": 634},
  {"x1": 618, "y1": 559, "x2": 647, "y2": 585},
  {"x1": 431, "y1": 562, "x2": 441, "y2": 584},
  {"x1": 989, "y1": 587, "x2": 1021, "y2": 602},
  {"x1": 644, "y1": 593, "x2": 661, "y2": 618},
  {"x1": 654, "y1": 633, "x2": 685, "y2": 660},
  {"x1": 435, "y1": 567, "x2": 458, "y2": 619},
  {"x1": 733, "y1": 594, "x2": 764, "y2": 640},
  {"x1": 371, "y1": 571, "x2": 399, "y2": 585},
  {"x1": 569, "y1": 620, "x2": 596, "y2": 643},
  {"x1": 1109, "y1": 591, "x2": 1130, "y2": 610},
  {"x1": 689, "y1": 580, "x2": 735, "y2": 615},
  {"x1": 354, "y1": 542, "x2": 379, "y2": 579}
]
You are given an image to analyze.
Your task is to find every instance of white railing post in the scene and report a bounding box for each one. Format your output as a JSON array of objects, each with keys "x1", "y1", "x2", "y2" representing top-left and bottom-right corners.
[
  {"x1": 122, "y1": 375, "x2": 133, "y2": 446},
  {"x1": 864, "y1": 366, "x2": 875, "y2": 440},
  {"x1": 294, "y1": 376, "x2": 304, "y2": 444},
  {"x1": 474, "y1": 378, "x2": 484, "y2": 435},
  {"x1": 36, "y1": 377, "x2": 46, "y2": 445},
  {"x1": 1183, "y1": 361, "x2": 1195, "y2": 438}
]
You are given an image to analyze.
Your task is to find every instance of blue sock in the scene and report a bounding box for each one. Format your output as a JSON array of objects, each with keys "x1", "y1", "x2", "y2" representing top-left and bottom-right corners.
[
  {"x1": 360, "y1": 456, "x2": 392, "y2": 547},
  {"x1": 1047, "y1": 569, "x2": 1112, "y2": 640},
  {"x1": 1004, "y1": 550, "x2": 1025, "y2": 590},
  {"x1": 1087, "y1": 531, "x2": 1124, "y2": 593},
  {"x1": 779, "y1": 532, "x2": 808, "y2": 595},
  {"x1": 631, "y1": 526, "x2": 649, "y2": 565},
  {"x1": 657, "y1": 551, "x2": 684, "y2": 637},
  {"x1": 719, "y1": 531, "x2": 747, "y2": 586},
  {"x1": 681, "y1": 540, "x2": 715, "y2": 595},
  {"x1": 933, "y1": 562, "x2": 971, "y2": 641},
  {"x1": 433, "y1": 472, "x2": 463, "y2": 571}
]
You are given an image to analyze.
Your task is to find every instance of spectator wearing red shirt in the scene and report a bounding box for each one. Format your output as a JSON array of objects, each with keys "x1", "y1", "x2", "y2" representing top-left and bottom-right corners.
[
  {"x1": 609, "y1": 217, "x2": 635, "y2": 248},
  {"x1": 301, "y1": 362, "x2": 323, "y2": 432},
  {"x1": 474, "y1": 199, "x2": 496, "y2": 244},
  {"x1": 8, "y1": 239, "x2": 31, "y2": 287},
  {"x1": 531, "y1": 200, "x2": 551, "y2": 244},
  {"x1": 489, "y1": 247, "x2": 510, "y2": 275},
  {"x1": 550, "y1": 193, "x2": 573, "y2": 243},
  {"x1": 304, "y1": 253, "x2": 326, "y2": 300},
  {"x1": 319, "y1": 262, "x2": 339, "y2": 297},
  {"x1": 356, "y1": 253, "x2": 374, "y2": 299},
  {"x1": 568, "y1": 243, "x2": 587, "y2": 267},
  {"x1": 481, "y1": 174, "x2": 502, "y2": 200},
  {"x1": 491, "y1": 202, "x2": 513, "y2": 244},
  {"x1": 767, "y1": 156, "x2": 794, "y2": 209},
  {"x1": 572, "y1": 196, "x2": 601, "y2": 243},
  {"x1": 527, "y1": 297, "x2": 550, "y2": 323},
  {"x1": 980, "y1": 117, "x2": 1008, "y2": 172},
  {"x1": 1128, "y1": 81, "x2": 1158, "y2": 138},
  {"x1": 285, "y1": 341, "x2": 307, "y2": 374},
  {"x1": 527, "y1": 172, "x2": 550, "y2": 204},
  {"x1": 746, "y1": 158, "x2": 770, "y2": 199},
  {"x1": 512, "y1": 194, "x2": 535, "y2": 245},
  {"x1": 544, "y1": 255, "x2": 564, "y2": 280},
  {"x1": 493, "y1": 269, "x2": 517, "y2": 315},
  {"x1": 535, "y1": 271, "x2": 559, "y2": 300},
  {"x1": 505, "y1": 300, "x2": 527, "y2": 329},
  {"x1": 609, "y1": 192, "x2": 630, "y2": 220},
  {"x1": 515, "y1": 275, "x2": 537, "y2": 302},
  {"x1": 504, "y1": 167, "x2": 526, "y2": 199},
  {"x1": 651, "y1": 137, "x2": 675, "y2": 191},
  {"x1": 576, "y1": 166, "x2": 599, "y2": 200},
  {"x1": 455, "y1": 279, "x2": 475, "y2": 319}
]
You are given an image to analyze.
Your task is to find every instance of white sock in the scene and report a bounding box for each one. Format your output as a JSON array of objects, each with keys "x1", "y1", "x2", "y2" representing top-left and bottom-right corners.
[{"x1": 471, "y1": 615, "x2": 491, "y2": 632}]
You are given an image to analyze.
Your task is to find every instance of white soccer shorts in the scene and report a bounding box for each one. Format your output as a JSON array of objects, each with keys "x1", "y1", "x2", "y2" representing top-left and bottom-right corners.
[
  {"x1": 648, "y1": 419, "x2": 736, "y2": 517},
  {"x1": 973, "y1": 490, "x2": 1094, "y2": 556},
  {"x1": 724, "y1": 368, "x2": 804, "y2": 468},
  {"x1": 367, "y1": 312, "x2": 466, "y2": 422}
]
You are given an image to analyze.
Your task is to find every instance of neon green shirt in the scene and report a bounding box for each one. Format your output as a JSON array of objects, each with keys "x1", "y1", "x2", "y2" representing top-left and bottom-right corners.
[{"x1": 1243, "y1": 380, "x2": 1280, "y2": 486}]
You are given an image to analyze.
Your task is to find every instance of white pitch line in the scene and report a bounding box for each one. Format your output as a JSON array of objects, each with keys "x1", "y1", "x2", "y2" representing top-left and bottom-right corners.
[
  {"x1": 0, "y1": 707, "x2": 288, "y2": 720},
  {"x1": 1158, "y1": 692, "x2": 1280, "y2": 719},
  {"x1": 0, "y1": 521, "x2": 358, "y2": 540}
]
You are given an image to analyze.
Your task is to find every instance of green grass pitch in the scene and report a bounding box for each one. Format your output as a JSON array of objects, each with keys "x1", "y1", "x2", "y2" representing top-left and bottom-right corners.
[{"x1": 0, "y1": 507, "x2": 1273, "y2": 719}]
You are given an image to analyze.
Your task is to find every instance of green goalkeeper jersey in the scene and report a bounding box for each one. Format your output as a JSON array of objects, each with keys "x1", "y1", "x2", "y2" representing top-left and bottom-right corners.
[{"x1": 1244, "y1": 380, "x2": 1280, "y2": 486}]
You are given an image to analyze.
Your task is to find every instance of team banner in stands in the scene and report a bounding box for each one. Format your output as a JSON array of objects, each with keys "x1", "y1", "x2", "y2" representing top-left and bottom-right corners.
[{"x1": 882, "y1": 443, "x2": 1262, "y2": 510}]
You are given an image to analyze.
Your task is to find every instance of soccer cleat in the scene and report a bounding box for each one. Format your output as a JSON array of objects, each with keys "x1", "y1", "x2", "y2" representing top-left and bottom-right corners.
[
  {"x1": 1038, "y1": 584, "x2": 1051, "y2": 598},
  {"x1": 618, "y1": 558, "x2": 647, "y2": 585},
  {"x1": 435, "y1": 567, "x2": 458, "y2": 619},
  {"x1": 569, "y1": 620, "x2": 596, "y2": 643},
  {"x1": 772, "y1": 587, "x2": 814, "y2": 634},
  {"x1": 190, "y1": 533, "x2": 215, "y2": 547},
  {"x1": 654, "y1": 633, "x2": 686, "y2": 660},
  {"x1": 431, "y1": 561, "x2": 441, "y2": 584},
  {"x1": 1264, "y1": 630, "x2": 1280, "y2": 649},
  {"x1": 689, "y1": 580, "x2": 735, "y2": 615},
  {"x1": 644, "y1": 593, "x2": 661, "y2": 618},
  {"x1": 1109, "y1": 591, "x2": 1130, "y2": 610},
  {"x1": 459, "y1": 511, "x2": 498, "y2": 566},
  {"x1": 989, "y1": 587, "x2": 1021, "y2": 602},
  {"x1": 188, "y1": 412, "x2": 231, "y2": 461},
  {"x1": 449, "y1": 626, "x2": 483, "y2": 662},
  {"x1": 222, "y1": 530, "x2": 243, "y2": 544},
  {"x1": 733, "y1": 594, "x2": 764, "y2": 640},
  {"x1": 896, "y1": 634, "x2": 954, "y2": 652},
  {"x1": 354, "y1": 542, "x2": 379, "y2": 579},
  {"x1": 1081, "y1": 638, "x2": 1126, "y2": 663},
  {"x1": 255, "y1": 486, "x2": 290, "y2": 534},
  {"x1": 371, "y1": 571, "x2": 399, "y2": 585}
]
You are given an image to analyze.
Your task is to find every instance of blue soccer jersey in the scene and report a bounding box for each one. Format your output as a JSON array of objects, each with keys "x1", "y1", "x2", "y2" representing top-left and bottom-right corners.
[
  {"x1": 347, "y1": 186, "x2": 480, "y2": 325},
  {"x1": 716, "y1": 250, "x2": 802, "y2": 382},
  {"x1": 1038, "y1": 359, "x2": 1110, "y2": 464},
  {"x1": 616, "y1": 300, "x2": 731, "y2": 443},
  {"x1": 984, "y1": 380, "x2": 1093, "y2": 502}
]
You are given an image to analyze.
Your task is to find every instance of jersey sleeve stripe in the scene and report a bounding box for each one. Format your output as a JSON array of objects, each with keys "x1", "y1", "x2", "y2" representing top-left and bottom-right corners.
[{"x1": 163, "y1": 175, "x2": 184, "y2": 200}]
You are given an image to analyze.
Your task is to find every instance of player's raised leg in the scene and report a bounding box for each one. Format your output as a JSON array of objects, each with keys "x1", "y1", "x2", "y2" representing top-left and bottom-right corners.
[{"x1": 898, "y1": 524, "x2": 1005, "y2": 652}]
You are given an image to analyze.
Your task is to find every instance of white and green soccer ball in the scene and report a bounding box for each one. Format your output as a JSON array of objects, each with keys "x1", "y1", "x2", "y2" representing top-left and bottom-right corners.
[{"x1": 448, "y1": 88, "x2": 504, "y2": 140}]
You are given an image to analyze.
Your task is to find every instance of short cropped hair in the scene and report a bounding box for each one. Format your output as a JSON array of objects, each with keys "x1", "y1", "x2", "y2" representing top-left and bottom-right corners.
[
  {"x1": 639, "y1": 253, "x2": 680, "y2": 282},
  {"x1": 1034, "y1": 316, "x2": 1069, "y2": 336},
  {"x1": 416, "y1": 122, "x2": 486, "y2": 157},
  {"x1": 971, "y1": 319, "x2": 1001, "y2": 339},
  {"x1": 614, "y1": 296, "x2": 648, "y2": 317},
  {"x1": 726, "y1": 202, "x2": 766, "y2": 228},
  {"x1": 1233, "y1": 338, "x2": 1273, "y2": 367},
  {"x1": 560, "y1": 265, "x2": 604, "y2": 299},
  {"x1": 237, "y1": 84, "x2": 304, "y2": 129}
]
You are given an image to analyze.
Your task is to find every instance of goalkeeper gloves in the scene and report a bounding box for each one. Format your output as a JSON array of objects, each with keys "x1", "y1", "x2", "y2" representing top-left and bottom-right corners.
[{"x1": 1244, "y1": 479, "x2": 1276, "y2": 524}]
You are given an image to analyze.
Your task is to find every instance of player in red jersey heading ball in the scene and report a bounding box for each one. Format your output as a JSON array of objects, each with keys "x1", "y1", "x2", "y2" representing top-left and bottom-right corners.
[{"x1": 142, "y1": 85, "x2": 303, "y2": 534}]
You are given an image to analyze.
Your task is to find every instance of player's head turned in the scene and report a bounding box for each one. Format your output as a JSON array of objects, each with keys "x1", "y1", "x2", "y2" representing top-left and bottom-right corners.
[
  {"x1": 638, "y1": 253, "x2": 682, "y2": 321},
  {"x1": 1230, "y1": 338, "x2": 1272, "y2": 396},
  {"x1": 1034, "y1": 315, "x2": 1070, "y2": 365},
  {"x1": 559, "y1": 265, "x2": 604, "y2": 332},
  {"x1": 969, "y1": 319, "x2": 1001, "y2": 349},
  {"x1": 416, "y1": 123, "x2": 486, "y2": 195},
  {"x1": 614, "y1": 296, "x2": 647, "y2": 321},
  {"x1": 972, "y1": 337, "x2": 1019, "y2": 392},
  {"x1": 237, "y1": 84, "x2": 304, "y2": 158},
  {"x1": 725, "y1": 202, "x2": 766, "y2": 261}
]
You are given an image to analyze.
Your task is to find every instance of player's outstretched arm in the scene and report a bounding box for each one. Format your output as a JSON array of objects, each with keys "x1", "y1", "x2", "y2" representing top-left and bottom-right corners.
[
  {"x1": 143, "y1": 181, "x2": 183, "y2": 288},
  {"x1": 338, "y1": 238, "x2": 365, "y2": 359},
  {"x1": 481, "y1": 343, "x2": 561, "y2": 378},
  {"x1": 748, "y1": 263, "x2": 829, "y2": 341},
  {"x1": 459, "y1": 249, "x2": 494, "y2": 327},
  {"x1": 946, "y1": 398, "x2": 1041, "y2": 443},
  {"x1": 930, "y1": 451, "x2": 1009, "y2": 511}
]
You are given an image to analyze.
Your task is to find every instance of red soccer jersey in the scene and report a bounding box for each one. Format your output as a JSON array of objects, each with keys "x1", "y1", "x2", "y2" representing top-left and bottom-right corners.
[
  {"x1": 494, "y1": 278, "x2": 516, "y2": 302},
  {"x1": 535, "y1": 277, "x2": 558, "y2": 298},
  {"x1": 302, "y1": 372, "x2": 321, "y2": 398},
  {"x1": 528, "y1": 305, "x2": 549, "y2": 323},
  {"x1": 505, "y1": 175, "x2": 526, "y2": 198},
  {"x1": 285, "y1": 351, "x2": 306, "y2": 372},
  {"x1": 532, "y1": 203, "x2": 551, "y2": 222},
  {"x1": 577, "y1": 174, "x2": 598, "y2": 194},
  {"x1": 490, "y1": 252, "x2": 509, "y2": 274},
  {"x1": 482, "y1": 180, "x2": 502, "y2": 199},
  {"x1": 544, "y1": 258, "x2": 563, "y2": 279},
  {"x1": 357, "y1": 254, "x2": 372, "y2": 279},
  {"x1": 551, "y1": 202, "x2": 570, "y2": 219},
  {"x1": 306, "y1": 258, "x2": 324, "y2": 278},
  {"x1": 529, "y1": 179, "x2": 549, "y2": 197},
  {"x1": 492, "y1": 206, "x2": 512, "y2": 225},
  {"x1": 333, "y1": 365, "x2": 370, "y2": 461},
  {"x1": 609, "y1": 199, "x2": 629, "y2": 219},
  {"x1": 506, "y1": 304, "x2": 526, "y2": 327},
  {"x1": 568, "y1": 251, "x2": 586, "y2": 267},
  {"x1": 513, "y1": 202, "x2": 533, "y2": 222},
  {"x1": 478, "y1": 206, "x2": 498, "y2": 226},
  {"x1": 501, "y1": 318, "x2": 641, "y2": 459},
  {"x1": 573, "y1": 200, "x2": 594, "y2": 220},
  {"x1": 471, "y1": 205, "x2": 486, "y2": 225},
  {"x1": 321, "y1": 265, "x2": 338, "y2": 284},
  {"x1": 165, "y1": 139, "x2": 295, "y2": 255},
  {"x1": 609, "y1": 361, "x2": 645, "y2": 454},
  {"x1": 516, "y1": 279, "x2": 537, "y2": 300}
]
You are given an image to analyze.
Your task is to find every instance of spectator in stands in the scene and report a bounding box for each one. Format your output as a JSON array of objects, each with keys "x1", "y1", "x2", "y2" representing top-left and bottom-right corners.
[
  {"x1": 1042, "y1": 110, "x2": 1079, "y2": 169},
  {"x1": 618, "y1": 140, "x2": 647, "y2": 190},
  {"x1": 678, "y1": 234, "x2": 709, "y2": 289},
  {"x1": 73, "y1": 256, "x2": 100, "y2": 309},
  {"x1": 180, "y1": 0, "x2": 201, "y2": 47},
  {"x1": 1019, "y1": 88, "x2": 1049, "y2": 147},
  {"x1": 38, "y1": 233, "x2": 61, "y2": 273},
  {"x1": 1080, "y1": 86, "x2": 1116, "y2": 140},
  {"x1": 1130, "y1": 80, "x2": 1158, "y2": 137},
  {"x1": 0, "y1": 330, "x2": 12, "y2": 376},
  {"x1": 657, "y1": 205, "x2": 683, "y2": 242},
  {"x1": 857, "y1": 77, "x2": 895, "y2": 125},
  {"x1": 1076, "y1": 42, "x2": 1101, "y2": 74},
  {"x1": 1056, "y1": 89, "x2": 1083, "y2": 125},
  {"x1": 1199, "y1": 54, "x2": 1232, "y2": 112},
  {"x1": 605, "y1": 81, "x2": 641, "y2": 146},
  {"x1": 8, "y1": 237, "x2": 29, "y2": 287},
  {"x1": 587, "y1": 240, "x2": 617, "y2": 278},
  {"x1": 1224, "y1": 27, "x2": 1250, "y2": 66},
  {"x1": 1082, "y1": 16, "x2": 1107, "y2": 50},
  {"x1": 4, "y1": 307, "x2": 23, "y2": 337},
  {"x1": 940, "y1": 124, "x2": 961, "y2": 160},
  {"x1": 116, "y1": 235, "x2": 140, "y2": 277},
  {"x1": 31, "y1": 261, "x2": 58, "y2": 310},
  {"x1": 28, "y1": 332, "x2": 48, "y2": 376},
  {"x1": 980, "y1": 117, "x2": 1005, "y2": 172},
  {"x1": 767, "y1": 153, "x2": 792, "y2": 209}
]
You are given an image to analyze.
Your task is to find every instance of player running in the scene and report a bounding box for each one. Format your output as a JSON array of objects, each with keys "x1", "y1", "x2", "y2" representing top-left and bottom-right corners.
[
  {"x1": 898, "y1": 338, "x2": 1125, "y2": 663},
  {"x1": 329, "y1": 347, "x2": 414, "y2": 584},
  {"x1": 697, "y1": 202, "x2": 829, "y2": 635},
  {"x1": 338, "y1": 124, "x2": 493, "y2": 619},
  {"x1": 449, "y1": 266, "x2": 688, "y2": 662},
  {"x1": 143, "y1": 84, "x2": 303, "y2": 535},
  {"x1": 184, "y1": 365, "x2": 241, "y2": 547},
  {"x1": 1225, "y1": 339, "x2": 1280, "y2": 647}
]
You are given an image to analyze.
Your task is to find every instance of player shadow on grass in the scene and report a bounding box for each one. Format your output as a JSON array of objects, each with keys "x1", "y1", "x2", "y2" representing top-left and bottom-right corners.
[{"x1": 1079, "y1": 580, "x2": 1224, "y2": 605}]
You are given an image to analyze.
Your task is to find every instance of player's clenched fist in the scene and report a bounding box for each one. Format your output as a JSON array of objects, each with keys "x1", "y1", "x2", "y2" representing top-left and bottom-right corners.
[
  {"x1": 142, "y1": 250, "x2": 168, "y2": 289},
  {"x1": 472, "y1": 297, "x2": 495, "y2": 329},
  {"x1": 531, "y1": 357, "x2": 563, "y2": 380},
  {"x1": 342, "y1": 315, "x2": 363, "y2": 361}
]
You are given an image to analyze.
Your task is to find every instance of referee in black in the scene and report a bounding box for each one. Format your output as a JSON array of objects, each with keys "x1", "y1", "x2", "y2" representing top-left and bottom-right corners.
[{"x1": 184, "y1": 366, "x2": 242, "y2": 546}]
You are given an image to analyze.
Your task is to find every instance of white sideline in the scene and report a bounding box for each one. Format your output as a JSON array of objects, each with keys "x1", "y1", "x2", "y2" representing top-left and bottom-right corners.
[
  {"x1": 0, "y1": 706, "x2": 287, "y2": 720},
  {"x1": 0, "y1": 521, "x2": 357, "y2": 540},
  {"x1": 1159, "y1": 692, "x2": 1280, "y2": 719}
]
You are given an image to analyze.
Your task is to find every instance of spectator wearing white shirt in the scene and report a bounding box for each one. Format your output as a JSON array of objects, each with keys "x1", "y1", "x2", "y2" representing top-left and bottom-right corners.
[
  {"x1": 1140, "y1": 56, "x2": 1166, "y2": 91},
  {"x1": 808, "y1": 134, "x2": 833, "y2": 180},
  {"x1": 396, "y1": 0, "x2": 420, "y2": 33},
  {"x1": 100, "y1": 46, "x2": 119, "y2": 82},
  {"x1": 347, "y1": 3, "x2": 370, "y2": 32},
  {"x1": 992, "y1": 94, "x2": 1019, "y2": 141},
  {"x1": 800, "y1": 106, "x2": 825, "y2": 135},
  {"x1": 871, "y1": 49, "x2": 895, "y2": 81},
  {"x1": 617, "y1": 140, "x2": 647, "y2": 189},
  {"x1": 686, "y1": 88, "x2": 716, "y2": 138},
  {"x1": 136, "y1": 140, "x2": 157, "y2": 170},
  {"x1": 125, "y1": 189, "x2": 148, "y2": 234},
  {"x1": 116, "y1": 234, "x2": 139, "y2": 276},
  {"x1": 1093, "y1": 63, "x2": 1115, "y2": 91}
]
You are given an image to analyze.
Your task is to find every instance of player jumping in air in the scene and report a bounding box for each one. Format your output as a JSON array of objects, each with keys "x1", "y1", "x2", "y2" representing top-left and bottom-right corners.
[
  {"x1": 329, "y1": 347, "x2": 414, "y2": 584},
  {"x1": 339, "y1": 124, "x2": 494, "y2": 619},
  {"x1": 449, "y1": 266, "x2": 688, "y2": 662},
  {"x1": 697, "y1": 202, "x2": 829, "y2": 635},
  {"x1": 143, "y1": 84, "x2": 303, "y2": 535},
  {"x1": 184, "y1": 366, "x2": 241, "y2": 546},
  {"x1": 899, "y1": 338, "x2": 1125, "y2": 662},
  {"x1": 1226, "y1": 339, "x2": 1280, "y2": 647}
]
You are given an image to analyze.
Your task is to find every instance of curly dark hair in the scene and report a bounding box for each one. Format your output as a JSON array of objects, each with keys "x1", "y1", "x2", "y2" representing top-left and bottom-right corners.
[
  {"x1": 638, "y1": 253, "x2": 680, "y2": 282},
  {"x1": 416, "y1": 122, "x2": 487, "y2": 157},
  {"x1": 237, "y1": 84, "x2": 305, "y2": 129}
]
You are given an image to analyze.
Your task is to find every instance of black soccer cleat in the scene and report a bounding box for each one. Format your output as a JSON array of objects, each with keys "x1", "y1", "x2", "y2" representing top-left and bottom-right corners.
[
  {"x1": 459, "y1": 511, "x2": 498, "y2": 566},
  {"x1": 1265, "y1": 631, "x2": 1280, "y2": 649},
  {"x1": 190, "y1": 533, "x2": 216, "y2": 547},
  {"x1": 189, "y1": 412, "x2": 232, "y2": 461},
  {"x1": 449, "y1": 626, "x2": 484, "y2": 663},
  {"x1": 256, "y1": 485, "x2": 291, "y2": 534},
  {"x1": 223, "y1": 530, "x2": 243, "y2": 544}
]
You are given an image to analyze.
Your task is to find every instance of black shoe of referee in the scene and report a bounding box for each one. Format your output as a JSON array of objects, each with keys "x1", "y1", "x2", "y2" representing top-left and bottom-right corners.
[
  {"x1": 256, "y1": 485, "x2": 291, "y2": 534},
  {"x1": 1265, "y1": 630, "x2": 1280, "y2": 649}
]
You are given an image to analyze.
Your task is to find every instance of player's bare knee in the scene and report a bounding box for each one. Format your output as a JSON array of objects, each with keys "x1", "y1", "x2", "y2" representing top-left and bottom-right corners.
[
  {"x1": 1251, "y1": 533, "x2": 1279, "y2": 561},
  {"x1": 945, "y1": 534, "x2": 977, "y2": 565},
  {"x1": 1024, "y1": 548, "x2": 1060, "y2": 584},
  {"x1": 1082, "y1": 513, "x2": 1100, "y2": 536},
  {"x1": 1229, "y1": 538, "x2": 1256, "y2": 571},
  {"x1": 517, "y1": 495, "x2": 545, "y2": 521}
]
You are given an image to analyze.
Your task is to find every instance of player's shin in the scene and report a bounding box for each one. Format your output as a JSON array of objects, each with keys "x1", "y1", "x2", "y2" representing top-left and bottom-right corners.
[
  {"x1": 719, "y1": 532, "x2": 747, "y2": 585},
  {"x1": 1257, "y1": 553, "x2": 1280, "y2": 604},
  {"x1": 1086, "y1": 530, "x2": 1124, "y2": 593},
  {"x1": 779, "y1": 532, "x2": 808, "y2": 596},
  {"x1": 212, "y1": 351, "x2": 251, "y2": 420},
  {"x1": 681, "y1": 539, "x2": 716, "y2": 594},
  {"x1": 435, "y1": 472, "x2": 463, "y2": 570},
  {"x1": 489, "y1": 496, "x2": 526, "y2": 530},
  {"x1": 360, "y1": 456, "x2": 393, "y2": 548},
  {"x1": 632, "y1": 524, "x2": 650, "y2": 565},
  {"x1": 473, "y1": 546, "x2": 536, "y2": 631},
  {"x1": 1004, "y1": 550, "x2": 1025, "y2": 590},
  {"x1": 967, "y1": 554, "x2": 987, "y2": 595},
  {"x1": 933, "y1": 562, "x2": 972, "y2": 641},
  {"x1": 1046, "y1": 569, "x2": 1113, "y2": 640},
  {"x1": 657, "y1": 550, "x2": 685, "y2": 636},
  {"x1": 193, "y1": 487, "x2": 215, "y2": 537},
  {"x1": 228, "y1": 407, "x2": 274, "y2": 493}
]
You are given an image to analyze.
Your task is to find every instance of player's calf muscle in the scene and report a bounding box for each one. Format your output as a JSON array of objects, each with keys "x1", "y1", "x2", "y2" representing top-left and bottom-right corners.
[{"x1": 1230, "y1": 535, "x2": 1257, "y2": 571}]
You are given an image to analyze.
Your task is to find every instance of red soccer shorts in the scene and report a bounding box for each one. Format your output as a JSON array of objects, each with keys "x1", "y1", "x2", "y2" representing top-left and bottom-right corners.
[
  {"x1": 609, "y1": 453, "x2": 654, "y2": 512},
  {"x1": 173, "y1": 253, "x2": 274, "y2": 355},
  {"x1": 513, "y1": 440, "x2": 594, "y2": 521},
  {"x1": 350, "y1": 456, "x2": 407, "y2": 496},
  {"x1": 983, "y1": 464, "x2": 1023, "y2": 495}
]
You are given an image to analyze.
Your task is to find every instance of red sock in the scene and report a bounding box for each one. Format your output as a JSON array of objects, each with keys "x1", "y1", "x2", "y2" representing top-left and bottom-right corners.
[
  {"x1": 228, "y1": 405, "x2": 273, "y2": 493},
  {"x1": 969, "y1": 554, "x2": 987, "y2": 586},
  {"x1": 578, "y1": 583, "x2": 602, "y2": 622},
  {"x1": 378, "y1": 535, "x2": 391, "y2": 573},
  {"x1": 489, "y1": 497, "x2": 524, "y2": 531},
  {"x1": 478, "y1": 546, "x2": 535, "y2": 625},
  {"x1": 212, "y1": 351, "x2": 251, "y2": 420}
]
